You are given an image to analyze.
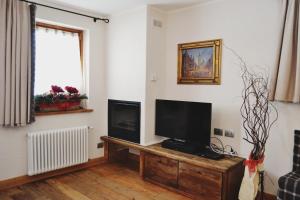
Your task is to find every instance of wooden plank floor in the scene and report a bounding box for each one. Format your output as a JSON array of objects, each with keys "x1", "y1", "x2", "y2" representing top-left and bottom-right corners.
[{"x1": 0, "y1": 163, "x2": 190, "y2": 200}]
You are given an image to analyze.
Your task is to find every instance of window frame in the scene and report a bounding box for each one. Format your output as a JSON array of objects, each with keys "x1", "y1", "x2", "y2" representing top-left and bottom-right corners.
[{"x1": 36, "y1": 22, "x2": 84, "y2": 69}]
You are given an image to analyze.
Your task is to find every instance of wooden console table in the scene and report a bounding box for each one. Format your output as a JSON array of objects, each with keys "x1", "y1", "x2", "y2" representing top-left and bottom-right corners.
[{"x1": 101, "y1": 136, "x2": 244, "y2": 200}]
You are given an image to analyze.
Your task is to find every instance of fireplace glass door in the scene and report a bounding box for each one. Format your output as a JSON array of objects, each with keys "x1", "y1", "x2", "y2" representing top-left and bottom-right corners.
[{"x1": 108, "y1": 100, "x2": 140, "y2": 143}]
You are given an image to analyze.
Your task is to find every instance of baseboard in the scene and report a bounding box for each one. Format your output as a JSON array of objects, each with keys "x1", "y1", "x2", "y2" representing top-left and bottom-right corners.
[{"x1": 0, "y1": 157, "x2": 106, "y2": 191}]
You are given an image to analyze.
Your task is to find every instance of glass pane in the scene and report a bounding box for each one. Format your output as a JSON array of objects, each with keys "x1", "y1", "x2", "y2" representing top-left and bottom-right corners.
[{"x1": 35, "y1": 28, "x2": 82, "y2": 95}]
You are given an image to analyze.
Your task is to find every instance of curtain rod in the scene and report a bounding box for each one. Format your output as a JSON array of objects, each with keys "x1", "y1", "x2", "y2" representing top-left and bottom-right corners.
[{"x1": 19, "y1": 0, "x2": 110, "y2": 23}]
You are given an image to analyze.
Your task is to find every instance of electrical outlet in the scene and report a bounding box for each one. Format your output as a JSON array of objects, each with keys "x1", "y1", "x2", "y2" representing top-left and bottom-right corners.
[
  {"x1": 225, "y1": 130, "x2": 234, "y2": 138},
  {"x1": 214, "y1": 128, "x2": 223, "y2": 136},
  {"x1": 97, "y1": 142, "x2": 104, "y2": 148}
]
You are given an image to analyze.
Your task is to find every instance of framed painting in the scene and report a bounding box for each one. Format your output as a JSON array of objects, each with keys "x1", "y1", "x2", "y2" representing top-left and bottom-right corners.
[{"x1": 177, "y1": 39, "x2": 222, "y2": 84}]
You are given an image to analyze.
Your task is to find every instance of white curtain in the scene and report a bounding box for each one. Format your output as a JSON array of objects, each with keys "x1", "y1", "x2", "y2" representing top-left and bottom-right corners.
[
  {"x1": 270, "y1": 0, "x2": 300, "y2": 103},
  {"x1": 35, "y1": 28, "x2": 82, "y2": 95},
  {"x1": 0, "y1": 0, "x2": 35, "y2": 127}
]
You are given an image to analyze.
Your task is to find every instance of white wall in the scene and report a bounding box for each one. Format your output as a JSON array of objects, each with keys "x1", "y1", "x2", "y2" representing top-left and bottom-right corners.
[
  {"x1": 106, "y1": 6, "x2": 168, "y2": 145},
  {"x1": 0, "y1": 5, "x2": 107, "y2": 181},
  {"x1": 164, "y1": 0, "x2": 295, "y2": 195},
  {"x1": 106, "y1": 6, "x2": 148, "y2": 145},
  {"x1": 144, "y1": 7, "x2": 167, "y2": 145}
]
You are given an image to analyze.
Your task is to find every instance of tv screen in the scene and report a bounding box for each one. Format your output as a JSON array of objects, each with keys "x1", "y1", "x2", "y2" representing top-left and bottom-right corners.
[{"x1": 155, "y1": 99, "x2": 211, "y2": 145}]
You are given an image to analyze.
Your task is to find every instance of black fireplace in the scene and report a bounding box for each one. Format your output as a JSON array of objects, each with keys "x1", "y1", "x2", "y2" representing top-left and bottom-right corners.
[{"x1": 108, "y1": 99, "x2": 141, "y2": 143}]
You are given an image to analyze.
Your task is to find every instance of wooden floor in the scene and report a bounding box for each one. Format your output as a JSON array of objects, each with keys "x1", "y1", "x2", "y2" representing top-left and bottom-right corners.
[{"x1": 0, "y1": 163, "x2": 190, "y2": 200}]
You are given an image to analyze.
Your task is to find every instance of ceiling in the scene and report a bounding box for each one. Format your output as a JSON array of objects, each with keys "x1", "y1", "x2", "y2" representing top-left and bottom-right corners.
[{"x1": 38, "y1": 0, "x2": 209, "y2": 16}]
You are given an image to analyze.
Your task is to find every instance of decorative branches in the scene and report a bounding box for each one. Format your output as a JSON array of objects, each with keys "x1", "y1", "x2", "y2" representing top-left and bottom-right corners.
[
  {"x1": 224, "y1": 44, "x2": 278, "y2": 160},
  {"x1": 237, "y1": 55, "x2": 278, "y2": 160}
]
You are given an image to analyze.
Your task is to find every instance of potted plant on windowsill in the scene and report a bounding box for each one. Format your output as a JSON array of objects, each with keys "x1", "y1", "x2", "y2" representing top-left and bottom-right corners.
[{"x1": 34, "y1": 85, "x2": 88, "y2": 112}]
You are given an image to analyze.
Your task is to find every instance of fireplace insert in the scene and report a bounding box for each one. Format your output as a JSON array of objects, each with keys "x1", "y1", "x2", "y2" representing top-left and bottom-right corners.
[{"x1": 108, "y1": 99, "x2": 140, "y2": 143}]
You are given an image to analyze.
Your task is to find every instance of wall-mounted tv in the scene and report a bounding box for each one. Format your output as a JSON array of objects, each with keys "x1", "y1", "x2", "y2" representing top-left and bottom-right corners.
[{"x1": 155, "y1": 99, "x2": 212, "y2": 147}]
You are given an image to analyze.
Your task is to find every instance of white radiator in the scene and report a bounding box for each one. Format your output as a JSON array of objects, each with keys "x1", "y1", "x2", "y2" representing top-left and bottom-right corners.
[{"x1": 27, "y1": 126, "x2": 89, "y2": 176}]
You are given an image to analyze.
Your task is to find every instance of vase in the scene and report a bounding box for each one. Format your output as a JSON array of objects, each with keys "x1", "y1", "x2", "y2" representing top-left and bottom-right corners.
[{"x1": 239, "y1": 158, "x2": 264, "y2": 200}]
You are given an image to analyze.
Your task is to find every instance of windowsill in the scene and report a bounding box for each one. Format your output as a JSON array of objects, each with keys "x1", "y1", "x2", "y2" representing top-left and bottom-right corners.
[{"x1": 35, "y1": 109, "x2": 94, "y2": 116}]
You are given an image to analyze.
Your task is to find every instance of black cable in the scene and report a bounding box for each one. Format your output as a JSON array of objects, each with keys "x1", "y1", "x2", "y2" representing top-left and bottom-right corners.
[
  {"x1": 210, "y1": 137, "x2": 225, "y2": 153},
  {"x1": 19, "y1": 0, "x2": 110, "y2": 23},
  {"x1": 210, "y1": 137, "x2": 238, "y2": 156}
]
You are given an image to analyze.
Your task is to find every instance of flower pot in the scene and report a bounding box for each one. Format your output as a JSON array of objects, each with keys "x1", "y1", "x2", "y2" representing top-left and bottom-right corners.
[{"x1": 37, "y1": 100, "x2": 82, "y2": 112}]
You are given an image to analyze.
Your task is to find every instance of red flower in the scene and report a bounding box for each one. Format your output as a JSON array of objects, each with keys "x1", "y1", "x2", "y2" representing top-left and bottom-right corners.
[
  {"x1": 65, "y1": 86, "x2": 79, "y2": 94},
  {"x1": 51, "y1": 85, "x2": 64, "y2": 94}
]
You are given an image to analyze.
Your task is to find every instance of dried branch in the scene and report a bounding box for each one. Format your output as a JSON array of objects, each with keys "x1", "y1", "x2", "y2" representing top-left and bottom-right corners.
[{"x1": 225, "y1": 45, "x2": 278, "y2": 160}]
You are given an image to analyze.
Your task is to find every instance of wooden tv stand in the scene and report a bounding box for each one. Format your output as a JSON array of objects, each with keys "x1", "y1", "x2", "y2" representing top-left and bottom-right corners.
[{"x1": 101, "y1": 136, "x2": 244, "y2": 200}]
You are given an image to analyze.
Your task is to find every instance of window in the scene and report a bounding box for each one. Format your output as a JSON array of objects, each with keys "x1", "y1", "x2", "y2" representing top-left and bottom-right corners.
[{"x1": 35, "y1": 22, "x2": 84, "y2": 95}]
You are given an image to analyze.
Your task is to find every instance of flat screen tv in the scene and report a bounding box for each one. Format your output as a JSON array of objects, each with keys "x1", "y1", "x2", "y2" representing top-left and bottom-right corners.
[{"x1": 155, "y1": 99, "x2": 212, "y2": 146}]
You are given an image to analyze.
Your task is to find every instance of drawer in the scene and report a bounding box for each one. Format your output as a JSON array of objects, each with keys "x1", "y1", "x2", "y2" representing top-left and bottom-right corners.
[
  {"x1": 144, "y1": 153, "x2": 178, "y2": 188},
  {"x1": 178, "y1": 162, "x2": 222, "y2": 200}
]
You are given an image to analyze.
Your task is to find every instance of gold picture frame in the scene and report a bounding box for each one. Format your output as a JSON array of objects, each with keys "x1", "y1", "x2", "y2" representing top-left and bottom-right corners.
[{"x1": 177, "y1": 39, "x2": 222, "y2": 85}]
